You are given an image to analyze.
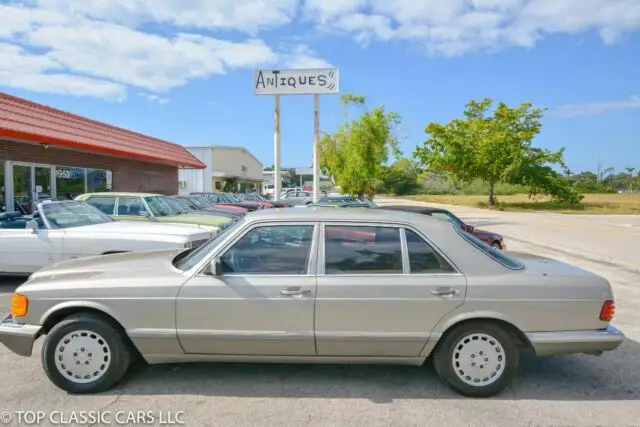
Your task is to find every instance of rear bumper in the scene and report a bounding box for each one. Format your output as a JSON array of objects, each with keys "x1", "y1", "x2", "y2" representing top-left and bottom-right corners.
[
  {"x1": 526, "y1": 326, "x2": 625, "y2": 356},
  {"x1": 0, "y1": 314, "x2": 42, "y2": 357}
]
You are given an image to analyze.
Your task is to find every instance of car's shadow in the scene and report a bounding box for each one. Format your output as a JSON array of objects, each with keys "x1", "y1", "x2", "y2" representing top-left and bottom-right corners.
[{"x1": 107, "y1": 339, "x2": 640, "y2": 402}]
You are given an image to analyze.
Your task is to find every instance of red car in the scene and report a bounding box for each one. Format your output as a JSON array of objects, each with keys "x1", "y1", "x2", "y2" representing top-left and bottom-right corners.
[
  {"x1": 191, "y1": 193, "x2": 250, "y2": 213},
  {"x1": 377, "y1": 205, "x2": 506, "y2": 249}
]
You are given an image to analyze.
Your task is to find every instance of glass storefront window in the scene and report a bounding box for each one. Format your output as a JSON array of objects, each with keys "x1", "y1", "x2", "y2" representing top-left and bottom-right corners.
[
  {"x1": 0, "y1": 161, "x2": 5, "y2": 212},
  {"x1": 87, "y1": 169, "x2": 111, "y2": 193},
  {"x1": 56, "y1": 167, "x2": 86, "y2": 200}
]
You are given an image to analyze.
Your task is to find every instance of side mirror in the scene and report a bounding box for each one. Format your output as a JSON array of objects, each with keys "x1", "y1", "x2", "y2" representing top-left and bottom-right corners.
[
  {"x1": 208, "y1": 258, "x2": 222, "y2": 276},
  {"x1": 26, "y1": 220, "x2": 39, "y2": 234}
]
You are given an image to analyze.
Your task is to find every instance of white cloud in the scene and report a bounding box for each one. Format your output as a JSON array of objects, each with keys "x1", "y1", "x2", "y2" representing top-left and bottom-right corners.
[
  {"x1": 303, "y1": 0, "x2": 640, "y2": 56},
  {"x1": 280, "y1": 44, "x2": 333, "y2": 68},
  {"x1": 139, "y1": 92, "x2": 170, "y2": 104},
  {"x1": 24, "y1": 21, "x2": 277, "y2": 91},
  {"x1": 32, "y1": 0, "x2": 300, "y2": 33},
  {"x1": 555, "y1": 96, "x2": 640, "y2": 117},
  {"x1": 0, "y1": 42, "x2": 126, "y2": 100}
]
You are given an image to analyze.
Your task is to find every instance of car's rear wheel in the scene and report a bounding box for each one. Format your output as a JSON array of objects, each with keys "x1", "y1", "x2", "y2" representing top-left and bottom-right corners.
[
  {"x1": 433, "y1": 322, "x2": 519, "y2": 397},
  {"x1": 490, "y1": 241, "x2": 502, "y2": 249},
  {"x1": 42, "y1": 313, "x2": 132, "y2": 394}
]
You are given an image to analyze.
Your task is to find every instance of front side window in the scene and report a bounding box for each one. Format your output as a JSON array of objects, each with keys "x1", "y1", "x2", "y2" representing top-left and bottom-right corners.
[
  {"x1": 88, "y1": 196, "x2": 116, "y2": 215},
  {"x1": 117, "y1": 197, "x2": 146, "y2": 216},
  {"x1": 220, "y1": 225, "x2": 314, "y2": 275},
  {"x1": 405, "y1": 229, "x2": 455, "y2": 273},
  {"x1": 41, "y1": 201, "x2": 112, "y2": 229},
  {"x1": 324, "y1": 226, "x2": 403, "y2": 274}
]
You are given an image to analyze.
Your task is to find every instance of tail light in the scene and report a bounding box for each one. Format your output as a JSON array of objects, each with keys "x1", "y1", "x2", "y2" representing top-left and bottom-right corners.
[{"x1": 599, "y1": 300, "x2": 615, "y2": 321}]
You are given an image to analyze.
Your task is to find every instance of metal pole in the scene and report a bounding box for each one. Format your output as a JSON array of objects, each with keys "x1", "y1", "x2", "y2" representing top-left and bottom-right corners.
[
  {"x1": 273, "y1": 95, "x2": 281, "y2": 201},
  {"x1": 312, "y1": 94, "x2": 320, "y2": 203}
]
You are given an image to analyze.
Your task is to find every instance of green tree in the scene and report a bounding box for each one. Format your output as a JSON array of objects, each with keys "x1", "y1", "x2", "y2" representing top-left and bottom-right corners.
[
  {"x1": 320, "y1": 93, "x2": 401, "y2": 198},
  {"x1": 414, "y1": 98, "x2": 582, "y2": 206},
  {"x1": 379, "y1": 158, "x2": 420, "y2": 195}
]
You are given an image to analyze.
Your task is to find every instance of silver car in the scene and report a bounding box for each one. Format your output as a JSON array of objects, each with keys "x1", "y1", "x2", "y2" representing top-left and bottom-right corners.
[{"x1": 0, "y1": 208, "x2": 624, "y2": 397}]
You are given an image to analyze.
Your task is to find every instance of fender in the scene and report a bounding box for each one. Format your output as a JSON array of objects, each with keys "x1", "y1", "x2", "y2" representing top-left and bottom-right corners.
[
  {"x1": 420, "y1": 309, "x2": 526, "y2": 358},
  {"x1": 39, "y1": 300, "x2": 125, "y2": 328}
]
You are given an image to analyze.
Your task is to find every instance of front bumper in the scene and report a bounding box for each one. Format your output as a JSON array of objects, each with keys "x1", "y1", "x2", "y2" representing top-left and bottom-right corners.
[
  {"x1": 526, "y1": 325, "x2": 625, "y2": 356},
  {"x1": 0, "y1": 313, "x2": 42, "y2": 357}
]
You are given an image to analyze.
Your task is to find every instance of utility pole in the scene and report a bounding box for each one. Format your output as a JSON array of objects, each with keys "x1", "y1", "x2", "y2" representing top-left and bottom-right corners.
[{"x1": 597, "y1": 158, "x2": 603, "y2": 181}]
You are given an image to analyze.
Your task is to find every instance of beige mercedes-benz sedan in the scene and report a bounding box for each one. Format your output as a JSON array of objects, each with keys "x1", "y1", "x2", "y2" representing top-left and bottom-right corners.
[{"x1": 0, "y1": 208, "x2": 625, "y2": 397}]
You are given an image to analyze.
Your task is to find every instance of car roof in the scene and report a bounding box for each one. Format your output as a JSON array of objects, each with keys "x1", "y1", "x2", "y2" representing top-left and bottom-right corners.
[
  {"x1": 377, "y1": 205, "x2": 450, "y2": 214},
  {"x1": 245, "y1": 206, "x2": 450, "y2": 228},
  {"x1": 78, "y1": 192, "x2": 162, "y2": 198}
]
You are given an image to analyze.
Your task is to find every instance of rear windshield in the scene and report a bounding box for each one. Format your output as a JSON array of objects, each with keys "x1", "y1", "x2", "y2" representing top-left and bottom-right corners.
[{"x1": 456, "y1": 228, "x2": 524, "y2": 270}]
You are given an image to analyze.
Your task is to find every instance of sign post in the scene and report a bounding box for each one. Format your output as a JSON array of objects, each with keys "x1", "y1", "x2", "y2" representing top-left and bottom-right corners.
[
  {"x1": 273, "y1": 95, "x2": 281, "y2": 201},
  {"x1": 253, "y1": 68, "x2": 339, "y2": 203}
]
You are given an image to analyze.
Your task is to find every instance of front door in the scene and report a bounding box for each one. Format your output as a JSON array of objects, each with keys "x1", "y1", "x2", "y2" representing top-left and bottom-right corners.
[
  {"x1": 0, "y1": 226, "x2": 65, "y2": 274},
  {"x1": 315, "y1": 224, "x2": 467, "y2": 357},
  {"x1": 12, "y1": 164, "x2": 54, "y2": 214},
  {"x1": 176, "y1": 223, "x2": 318, "y2": 355}
]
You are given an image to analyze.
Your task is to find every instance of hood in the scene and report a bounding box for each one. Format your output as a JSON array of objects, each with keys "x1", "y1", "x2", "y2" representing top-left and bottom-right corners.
[
  {"x1": 158, "y1": 213, "x2": 228, "y2": 227},
  {"x1": 213, "y1": 204, "x2": 247, "y2": 213},
  {"x1": 24, "y1": 249, "x2": 183, "y2": 286},
  {"x1": 65, "y1": 220, "x2": 208, "y2": 237}
]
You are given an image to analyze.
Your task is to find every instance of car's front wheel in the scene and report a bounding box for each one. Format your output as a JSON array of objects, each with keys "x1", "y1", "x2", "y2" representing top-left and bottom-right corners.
[
  {"x1": 42, "y1": 313, "x2": 132, "y2": 394},
  {"x1": 433, "y1": 322, "x2": 519, "y2": 397}
]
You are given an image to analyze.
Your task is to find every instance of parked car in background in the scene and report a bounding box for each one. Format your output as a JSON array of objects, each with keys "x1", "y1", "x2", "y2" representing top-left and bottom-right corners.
[
  {"x1": 76, "y1": 193, "x2": 229, "y2": 232},
  {"x1": 192, "y1": 192, "x2": 260, "y2": 212},
  {"x1": 167, "y1": 197, "x2": 242, "y2": 221},
  {"x1": 377, "y1": 205, "x2": 506, "y2": 249},
  {"x1": 227, "y1": 192, "x2": 273, "y2": 209},
  {"x1": 238, "y1": 193, "x2": 288, "y2": 208},
  {"x1": 187, "y1": 193, "x2": 248, "y2": 213},
  {"x1": 263, "y1": 184, "x2": 275, "y2": 199},
  {"x1": 300, "y1": 195, "x2": 377, "y2": 207},
  {"x1": 281, "y1": 191, "x2": 313, "y2": 206},
  {"x1": 0, "y1": 200, "x2": 214, "y2": 275},
  {"x1": 220, "y1": 193, "x2": 265, "y2": 211},
  {"x1": 175, "y1": 195, "x2": 245, "y2": 218},
  {"x1": 0, "y1": 208, "x2": 624, "y2": 397}
]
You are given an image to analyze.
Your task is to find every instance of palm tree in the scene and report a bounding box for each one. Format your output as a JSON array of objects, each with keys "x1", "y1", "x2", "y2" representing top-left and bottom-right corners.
[{"x1": 626, "y1": 167, "x2": 636, "y2": 192}]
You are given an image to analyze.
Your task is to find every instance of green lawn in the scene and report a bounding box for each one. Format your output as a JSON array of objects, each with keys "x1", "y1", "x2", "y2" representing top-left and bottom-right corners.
[{"x1": 398, "y1": 193, "x2": 640, "y2": 214}]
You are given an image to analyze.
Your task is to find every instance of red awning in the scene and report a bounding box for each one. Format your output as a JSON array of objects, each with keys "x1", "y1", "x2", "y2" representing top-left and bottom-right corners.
[{"x1": 0, "y1": 92, "x2": 205, "y2": 169}]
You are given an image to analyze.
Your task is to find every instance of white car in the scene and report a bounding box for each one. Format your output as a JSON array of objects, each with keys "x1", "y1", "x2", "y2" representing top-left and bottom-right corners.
[{"x1": 0, "y1": 200, "x2": 215, "y2": 275}]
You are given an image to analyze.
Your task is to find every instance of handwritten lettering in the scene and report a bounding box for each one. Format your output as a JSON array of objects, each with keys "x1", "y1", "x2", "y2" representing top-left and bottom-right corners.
[{"x1": 254, "y1": 69, "x2": 338, "y2": 93}]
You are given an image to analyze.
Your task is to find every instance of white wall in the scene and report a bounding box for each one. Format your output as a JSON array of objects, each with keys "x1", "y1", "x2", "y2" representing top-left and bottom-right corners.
[
  {"x1": 178, "y1": 147, "x2": 212, "y2": 194},
  {"x1": 210, "y1": 147, "x2": 263, "y2": 181}
]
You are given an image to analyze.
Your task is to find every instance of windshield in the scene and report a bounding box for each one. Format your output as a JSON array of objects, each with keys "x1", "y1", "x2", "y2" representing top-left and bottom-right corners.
[
  {"x1": 223, "y1": 193, "x2": 242, "y2": 203},
  {"x1": 194, "y1": 196, "x2": 212, "y2": 207},
  {"x1": 144, "y1": 196, "x2": 182, "y2": 217},
  {"x1": 431, "y1": 211, "x2": 463, "y2": 227},
  {"x1": 173, "y1": 218, "x2": 244, "y2": 271},
  {"x1": 187, "y1": 197, "x2": 206, "y2": 209},
  {"x1": 456, "y1": 227, "x2": 524, "y2": 270},
  {"x1": 168, "y1": 197, "x2": 191, "y2": 212},
  {"x1": 40, "y1": 201, "x2": 113, "y2": 229}
]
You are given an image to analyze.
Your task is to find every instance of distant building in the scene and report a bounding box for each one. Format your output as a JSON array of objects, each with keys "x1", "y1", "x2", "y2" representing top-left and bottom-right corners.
[{"x1": 178, "y1": 145, "x2": 263, "y2": 194}]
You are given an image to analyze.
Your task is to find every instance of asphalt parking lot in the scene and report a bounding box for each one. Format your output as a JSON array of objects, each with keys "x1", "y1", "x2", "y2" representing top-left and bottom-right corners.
[{"x1": 1, "y1": 200, "x2": 639, "y2": 426}]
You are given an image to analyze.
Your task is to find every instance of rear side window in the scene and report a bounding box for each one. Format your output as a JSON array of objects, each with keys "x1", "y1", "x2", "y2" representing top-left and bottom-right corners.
[
  {"x1": 405, "y1": 230, "x2": 456, "y2": 273},
  {"x1": 457, "y1": 229, "x2": 524, "y2": 270},
  {"x1": 324, "y1": 226, "x2": 403, "y2": 274},
  {"x1": 88, "y1": 196, "x2": 115, "y2": 215}
]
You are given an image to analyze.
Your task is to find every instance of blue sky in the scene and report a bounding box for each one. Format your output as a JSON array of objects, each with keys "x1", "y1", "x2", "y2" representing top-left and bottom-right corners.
[{"x1": 1, "y1": 0, "x2": 639, "y2": 174}]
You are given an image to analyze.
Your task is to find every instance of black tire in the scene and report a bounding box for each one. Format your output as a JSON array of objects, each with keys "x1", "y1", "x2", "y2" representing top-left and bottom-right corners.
[
  {"x1": 42, "y1": 313, "x2": 132, "y2": 394},
  {"x1": 490, "y1": 241, "x2": 502, "y2": 250},
  {"x1": 433, "y1": 322, "x2": 519, "y2": 398}
]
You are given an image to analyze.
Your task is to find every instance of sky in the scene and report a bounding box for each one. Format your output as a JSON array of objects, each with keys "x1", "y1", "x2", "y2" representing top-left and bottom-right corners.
[{"x1": 1, "y1": 0, "x2": 639, "y2": 175}]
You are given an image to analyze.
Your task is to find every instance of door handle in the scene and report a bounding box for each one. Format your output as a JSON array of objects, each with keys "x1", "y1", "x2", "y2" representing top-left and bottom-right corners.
[
  {"x1": 280, "y1": 288, "x2": 311, "y2": 296},
  {"x1": 432, "y1": 288, "x2": 459, "y2": 297}
]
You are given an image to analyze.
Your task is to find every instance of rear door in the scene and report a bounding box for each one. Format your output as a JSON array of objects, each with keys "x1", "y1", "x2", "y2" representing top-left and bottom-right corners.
[{"x1": 314, "y1": 223, "x2": 467, "y2": 357}]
